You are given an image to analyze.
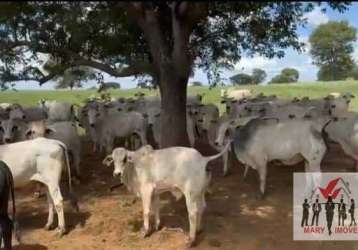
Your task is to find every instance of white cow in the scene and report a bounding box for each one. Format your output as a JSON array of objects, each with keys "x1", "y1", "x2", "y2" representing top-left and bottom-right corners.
[
  {"x1": 0, "y1": 137, "x2": 79, "y2": 236},
  {"x1": 192, "y1": 104, "x2": 220, "y2": 136},
  {"x1": 221, "y1": 88, "x2": 252, "y2": 99},
  {"x1": 39, "y1": 99, "x2": 77, "y2": 123},
  {"x1": 7, "y1": 104, "x2": 48, "y2": 122},
  {"x1": 86, "y1": 103, "x2": 148, "y2": 153},
  {"x1": 103, "y1": 142, "x2": 230, "y2": 247},
  {"x1": 324, "y1": 114, "x2": 358, "y2": 170},
  {"x1": 25, "y1": 120, "x2": 82, "y2": 179},
  {"x1": 230, "y1": 118, "x2": 328, "y2": 198}
]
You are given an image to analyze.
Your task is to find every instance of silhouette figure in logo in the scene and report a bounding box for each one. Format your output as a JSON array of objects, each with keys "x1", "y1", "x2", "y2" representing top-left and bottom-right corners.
[
  {"x1": 325, "y1": 196, "x2": 335, "y2": 235},
  {"x1": 301, "y1": 198, "x2": 310, "y2": 227},
  {"x1": 311, "y1": 198, "x2": 321, "y2": 226},
  {"x1": 338, "y1": 198, "x2": 347, "y2": 226},
  {"x1": 349, "y1": 199, "x2": 357, "y2": 226}
]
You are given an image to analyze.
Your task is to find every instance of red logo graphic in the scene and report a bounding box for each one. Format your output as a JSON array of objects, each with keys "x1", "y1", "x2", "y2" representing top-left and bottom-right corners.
[{"x1": 319, "y1": 178, "x2": 342, "y2": 199}]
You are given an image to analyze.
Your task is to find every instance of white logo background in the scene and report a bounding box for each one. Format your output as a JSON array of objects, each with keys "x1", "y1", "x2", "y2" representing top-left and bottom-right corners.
[{"x1": 294, "y1": 173, "x2": 358, "y2": 240}]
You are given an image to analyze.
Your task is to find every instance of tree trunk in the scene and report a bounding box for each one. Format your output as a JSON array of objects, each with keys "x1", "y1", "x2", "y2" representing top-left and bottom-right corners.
[{"x1": 159, "y1": 72, "x2": 190, "y2": 148}]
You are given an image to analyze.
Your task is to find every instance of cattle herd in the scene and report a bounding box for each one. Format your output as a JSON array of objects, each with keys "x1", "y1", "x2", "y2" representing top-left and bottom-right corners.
[{"x1": 0, "y1": 88, "x2": 357, "y2": 248}]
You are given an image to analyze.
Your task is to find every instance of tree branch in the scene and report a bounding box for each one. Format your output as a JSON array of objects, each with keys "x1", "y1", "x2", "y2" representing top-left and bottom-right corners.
[{"x1": 73, "y1": 58, "x2": 154, "y2": 77}]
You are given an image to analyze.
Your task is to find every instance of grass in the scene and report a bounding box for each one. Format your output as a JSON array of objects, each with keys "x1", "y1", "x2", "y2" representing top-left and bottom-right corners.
[{"x1": 1, "y1": 80, "x2": 358, "y2": 114}]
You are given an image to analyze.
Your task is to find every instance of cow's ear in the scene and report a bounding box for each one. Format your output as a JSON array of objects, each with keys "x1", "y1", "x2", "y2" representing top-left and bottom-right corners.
[
  {"x1": 25, "y1": 129, "x2": 33, "y2": 138},
  {"x1": 5, "y1": 107, "x2": 11, "y2": 112},
  {"x1": 102, "y1": 155, "x2": 114, "y2": 166},
  {"x1": 45, "y1": 128, "x2": 56, "y2": 135},
  {"x1": 138, "y1": 145, "x2": 154, "y2": 157}
]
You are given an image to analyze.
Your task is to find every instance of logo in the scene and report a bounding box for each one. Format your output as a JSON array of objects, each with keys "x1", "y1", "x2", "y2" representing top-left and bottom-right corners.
[{"x1": 293, "y1": 173, "x2": 358, "y2": 240}]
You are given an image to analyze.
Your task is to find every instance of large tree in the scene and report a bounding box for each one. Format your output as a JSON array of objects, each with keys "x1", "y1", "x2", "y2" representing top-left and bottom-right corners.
[
  {"x1": 0, "y1": 2, "x2": 350, "y2": 147},
  {"x1": 269, "y1": 67, "x2": 299, "y2": 84},
  {"x1": 251, "y1": 68, "x2": 267, "y2": 84},
  {"x1": 230, "y1": 73, "x2": 253, "y2": 85},
  {"x1": 309, "y1": 21, "x2": 357, "y2": 81}
]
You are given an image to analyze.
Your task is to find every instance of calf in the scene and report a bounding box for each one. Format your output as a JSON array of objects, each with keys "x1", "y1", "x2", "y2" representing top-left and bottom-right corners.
[
  {"x1": 103, "y1": 142, "x2": 230, "y2": 247},
  {"x1": 0, "y1": 161, "x2": 19, "y2": 250}
]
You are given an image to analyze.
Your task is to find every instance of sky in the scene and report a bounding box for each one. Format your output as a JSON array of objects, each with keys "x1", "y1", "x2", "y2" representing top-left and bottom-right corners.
[{"x1": 13, "y1": 3, "x2": 358, "y2": 90}]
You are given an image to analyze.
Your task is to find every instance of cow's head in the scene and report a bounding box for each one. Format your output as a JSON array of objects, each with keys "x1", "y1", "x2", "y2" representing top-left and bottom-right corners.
[
  {"x1": 103, "y1": 148, "x2": 128, "y2": 177},
  {"x1": 7, "y1": 104, "x2": 26, "y2": 120},
  {"x1": 87, "y1": 103, "x2": 105, "y2": 127},
  {"x1": 103, "y1": 145, "x2": 154, "y2": 177},
  {"x1": 0, "y1": 119, "x2": 22, "y2": 143},
  {"x1": 25, "y1": 120, "x2": 55, "y2": 139}
]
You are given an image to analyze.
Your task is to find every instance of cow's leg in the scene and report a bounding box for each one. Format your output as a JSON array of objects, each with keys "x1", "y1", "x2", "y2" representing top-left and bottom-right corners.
[
  {"x1": 140, "y1": 185, "x2": 154, "y2": 238},
  {"x1": 243, "y1": 165, "x2": 250, "y2": 181},
  {"x1": 44, "y1": 189, "x2": 55, "y2": 230},
  {"x1": 222, "y1": 150, "x2": 229, "y2": 177},
  {"x1": 153, "y1": 194, "x2": 161, "y2": 231},
  {"x1": 48, "y1": 185, "x2": 66, "y2": 237},
  {"x1": 135, "y1": 135, "x2": 142, "y2": 149},
  {"x1": 139, "y1": 127, "x2": 148, "y2": 146},
  {"x1": 185, "y1": 194, "x2": 198, "y2": 247},
  {"x1": 1, "y1": 215, "x2": 12, "y2": 250},
  {"x1": 196, "y1": 193, "x2": 206, "y2": 234},
  {"x1": 124, "y1": 137, "x2": 130, "y2": 149},
  {"x1": 105, "y1": 137, "x2": 114, "y2": 155},
  {"x1": 256, "y1": 163, "x2": 267, "y2": 199},
  {"x1": 72, "y1": 153, "x2": 81, "y2": 184}
]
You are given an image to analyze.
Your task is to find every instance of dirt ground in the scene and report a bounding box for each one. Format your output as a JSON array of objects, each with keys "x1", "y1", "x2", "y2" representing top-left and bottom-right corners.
[{"x1": 11, "y1": 137, "x2": 358, "y2": 250}]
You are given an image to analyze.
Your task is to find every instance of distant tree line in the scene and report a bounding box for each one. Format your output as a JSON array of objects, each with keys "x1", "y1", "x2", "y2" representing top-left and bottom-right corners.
[{"x1": 229, "y1": 68, "x2": 267, "y2": 85}]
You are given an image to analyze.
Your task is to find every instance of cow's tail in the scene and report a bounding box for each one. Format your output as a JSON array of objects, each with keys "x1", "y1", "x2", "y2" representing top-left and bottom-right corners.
[
  {"x1": 57, "y1": 141, "x2": 79, "y2": 212},
  {"x1": 204, "y1": 140, "x2": 231, "y2": 164},
  {"x1": 7, "y1": 165, "x2": 20, "y2": 242}
]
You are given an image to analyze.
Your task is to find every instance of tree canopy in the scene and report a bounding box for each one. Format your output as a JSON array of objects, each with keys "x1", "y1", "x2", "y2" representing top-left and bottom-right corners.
[
  {"x1": 251, "y1": 68, "x2": 266, "y2": 84},
  {"x1": 269, "y1": 67, "x2": 299, "y2": 84},
  {"x1": 230, "y1": 73, "x2": 253, "y2": 85},
  {"x1": 0, "y1": 2, "x2": 350, "y2": 146},
  {"x1": 309, "y1": 21, "x2": 357, "y2": 81},
  {"x1": 0, "y1": 2, "x2": 349, "y2": 87},
  {"x1": 53, "y1": 66, "x2": 96, "y2": 90}
]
